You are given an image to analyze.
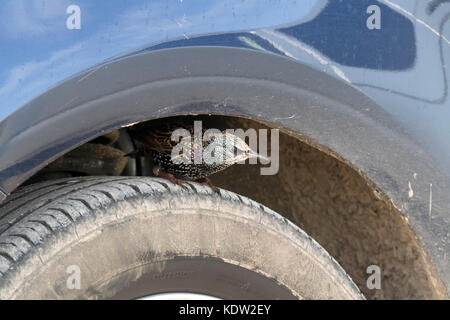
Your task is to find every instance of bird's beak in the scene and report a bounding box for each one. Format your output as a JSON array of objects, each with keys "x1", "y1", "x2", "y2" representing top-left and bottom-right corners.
[{"x1": 248, "y1": 150, "x2": 270, "y2": 163}]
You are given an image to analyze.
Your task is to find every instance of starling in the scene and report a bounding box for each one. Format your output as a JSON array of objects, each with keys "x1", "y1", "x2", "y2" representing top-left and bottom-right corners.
[{"x1": 128, "y1": 120, "x2": 268, "y2": 191}]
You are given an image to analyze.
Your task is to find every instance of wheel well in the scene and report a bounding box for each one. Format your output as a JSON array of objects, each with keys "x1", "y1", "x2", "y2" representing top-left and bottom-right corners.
[{"x1": 23, "y1": 114, "x2": 447, "y2": 299}]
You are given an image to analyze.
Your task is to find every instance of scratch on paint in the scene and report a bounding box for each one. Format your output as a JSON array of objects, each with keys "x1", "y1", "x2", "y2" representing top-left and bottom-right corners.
[
  {"x1": 330, "y1": 65, "x2": 351, "y2": 83},
  {"x1": 250, "y1": 30, "x2": 296, "y2": 59}
]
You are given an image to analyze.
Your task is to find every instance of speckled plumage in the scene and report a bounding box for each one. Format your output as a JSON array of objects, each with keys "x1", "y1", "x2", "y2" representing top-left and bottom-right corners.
[{"x1": 130, "y1": 122, "x2": 235, "y2": 180}]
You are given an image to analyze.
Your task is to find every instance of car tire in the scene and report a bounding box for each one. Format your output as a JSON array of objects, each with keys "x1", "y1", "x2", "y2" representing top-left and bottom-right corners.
[{"x1": 0, "y1": 176, "x2": 363, "y2": 299}]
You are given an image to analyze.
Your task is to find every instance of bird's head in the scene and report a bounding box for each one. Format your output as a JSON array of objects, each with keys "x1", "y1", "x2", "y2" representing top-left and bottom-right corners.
[{"x1": 204, "y1": 131, "x2": 269, "y2": 165}]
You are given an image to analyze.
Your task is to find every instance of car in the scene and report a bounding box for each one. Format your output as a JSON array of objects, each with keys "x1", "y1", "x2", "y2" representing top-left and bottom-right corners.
[{"x1": 0, "y1": 0, "x2": 448, "y2": 300}]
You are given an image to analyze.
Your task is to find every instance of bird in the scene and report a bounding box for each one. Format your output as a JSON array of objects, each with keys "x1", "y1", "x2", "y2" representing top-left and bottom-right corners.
[{"x1": 127, "y1": 120, "x2": 268, "y2": 192}]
